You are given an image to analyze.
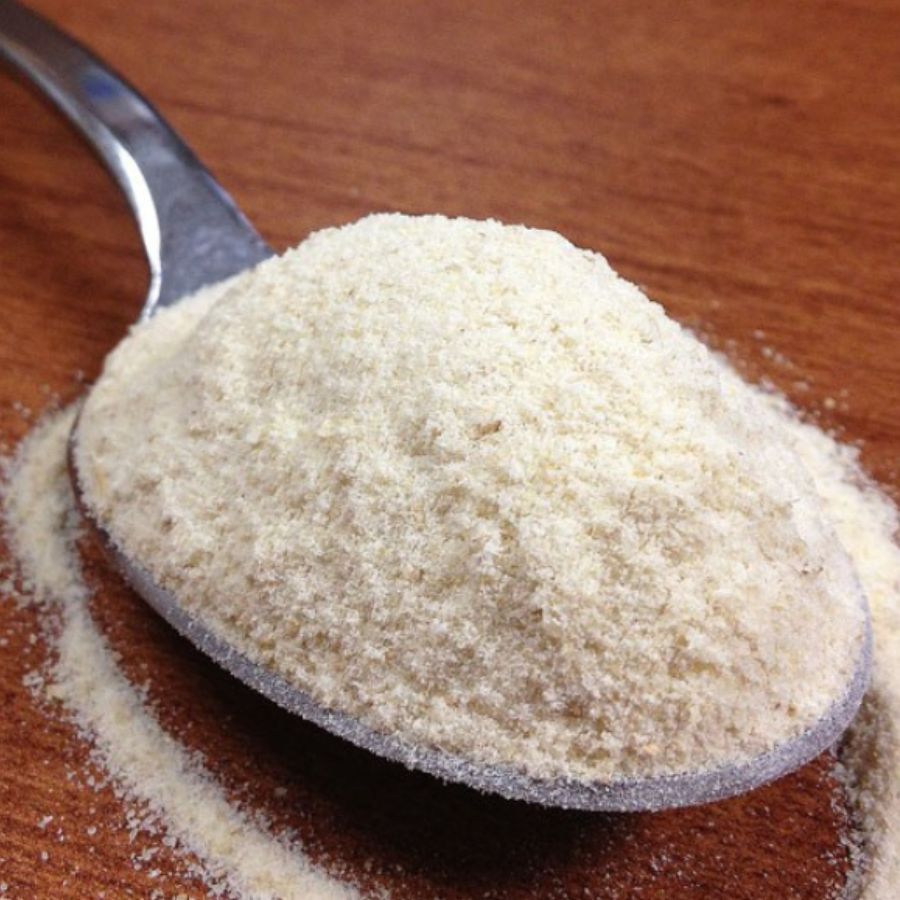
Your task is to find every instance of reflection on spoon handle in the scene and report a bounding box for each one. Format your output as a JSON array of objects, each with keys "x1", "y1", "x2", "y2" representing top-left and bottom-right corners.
[{"x1": 0, "y1": 0, "x2": 273, "y2": 317}]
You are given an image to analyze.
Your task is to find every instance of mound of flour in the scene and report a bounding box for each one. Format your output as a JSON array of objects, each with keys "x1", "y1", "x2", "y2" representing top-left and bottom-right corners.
[{"x1": 74, "y1": 214, "x2": 866, "y2": 783}]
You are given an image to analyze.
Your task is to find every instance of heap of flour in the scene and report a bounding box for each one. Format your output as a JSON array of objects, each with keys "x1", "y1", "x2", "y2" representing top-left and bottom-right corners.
[{"x1": 74, "y1": 214, "x2": 866, "y2": 784}]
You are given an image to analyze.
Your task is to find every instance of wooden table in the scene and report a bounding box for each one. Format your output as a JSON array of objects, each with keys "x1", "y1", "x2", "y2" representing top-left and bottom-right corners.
[{"x1": 1, "y1": 1, "x2": 898, "y2": 896}]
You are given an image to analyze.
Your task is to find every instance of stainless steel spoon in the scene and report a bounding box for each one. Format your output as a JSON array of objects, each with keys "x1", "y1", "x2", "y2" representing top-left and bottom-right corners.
[{"x1": 0, "y1": 0, "x2": 872, "y2": 813}]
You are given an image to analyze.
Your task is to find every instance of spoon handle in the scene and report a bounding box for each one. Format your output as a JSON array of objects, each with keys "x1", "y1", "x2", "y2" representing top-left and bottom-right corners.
[{"x1": 0, "y1": 0, "x2": 273, "y2": 317}]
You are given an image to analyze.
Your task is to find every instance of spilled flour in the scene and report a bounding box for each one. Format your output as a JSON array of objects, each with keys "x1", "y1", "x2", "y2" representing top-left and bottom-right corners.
[
  {"x1": 769, "y1": 405, "x2": 900, "y2": 898},
  {"x1": 0, "y1": 220, "x2": 897, "y2": 897},
  {"x1": 1, "y1": 408, "x2": 355, "y2": 900}
]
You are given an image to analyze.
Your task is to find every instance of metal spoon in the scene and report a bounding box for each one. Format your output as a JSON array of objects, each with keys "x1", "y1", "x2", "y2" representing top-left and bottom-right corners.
[{"x1": 0, "y1": 0, "x2": 872, "y2": 812}]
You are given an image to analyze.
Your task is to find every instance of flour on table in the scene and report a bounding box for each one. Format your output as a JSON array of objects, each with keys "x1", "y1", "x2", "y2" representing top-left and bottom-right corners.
[{"x1": 2, "y1": 407, "x2": 356, "y2": 900}]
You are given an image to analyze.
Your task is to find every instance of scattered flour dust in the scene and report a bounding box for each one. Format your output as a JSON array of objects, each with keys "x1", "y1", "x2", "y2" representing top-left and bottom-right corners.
[
  {"x1": 1, "y1": 407, "x2": 356, "y2": 900},
  {"x1": 752, "y1": 390, "x2": 900, "y2": 900}
]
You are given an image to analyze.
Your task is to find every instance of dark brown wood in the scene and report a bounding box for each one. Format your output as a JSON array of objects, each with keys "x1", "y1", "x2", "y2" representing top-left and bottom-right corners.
[{"x1": 1, "y1": 0, "x2": 898, "y2": 896}]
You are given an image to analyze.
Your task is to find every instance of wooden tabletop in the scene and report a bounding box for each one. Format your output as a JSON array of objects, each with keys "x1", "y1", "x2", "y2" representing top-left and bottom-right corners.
[{"x1": 1, "y1": 1, "x2": 899, "y2": 896}]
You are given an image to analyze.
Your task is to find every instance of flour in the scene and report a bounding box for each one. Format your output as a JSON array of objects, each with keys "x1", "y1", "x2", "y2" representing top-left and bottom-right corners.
[
  {"x1": 73, "y1": 213, "x2": 865, "y2": 784},
  {"x1": 2, "y1": 214, "x2": 897, "y2": 896},
  {"x1": 1, "y1": 408, "x2": 355, "y2": 900}
]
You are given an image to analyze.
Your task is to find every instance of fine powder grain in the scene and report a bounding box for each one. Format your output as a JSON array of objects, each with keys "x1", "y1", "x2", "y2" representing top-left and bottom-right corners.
[{"x1": 74, "y1": 213, "x2": 866, "y2": 784}]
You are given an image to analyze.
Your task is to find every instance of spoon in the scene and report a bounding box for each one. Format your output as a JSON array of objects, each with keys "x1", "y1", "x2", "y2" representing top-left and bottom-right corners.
[{"x1": 0, "y1": 0, "x2": 872, "y2": 812}]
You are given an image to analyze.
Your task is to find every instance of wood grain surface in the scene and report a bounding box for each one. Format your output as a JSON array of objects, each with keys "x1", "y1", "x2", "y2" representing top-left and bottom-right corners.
[{"x1": 1, "y1": 0, "x2": 899, "y2": 897}]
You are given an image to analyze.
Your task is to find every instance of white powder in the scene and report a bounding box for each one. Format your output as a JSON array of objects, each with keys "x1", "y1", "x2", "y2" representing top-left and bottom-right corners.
[
  {"x1": 74, "y1": 213, "x2": 866, "y2": 784},
  {"x1": 3, "y1": 215, "x2": 898, "y2": 896},
  {"x1": 1, "y1": 407, "x2": 355, "y2": 900}
]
